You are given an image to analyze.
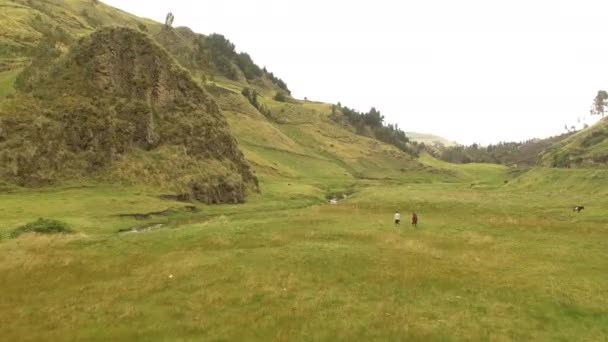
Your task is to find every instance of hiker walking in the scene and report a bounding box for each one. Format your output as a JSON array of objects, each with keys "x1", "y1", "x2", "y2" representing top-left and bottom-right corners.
[
  {"x1": 411, "y1": 212, "x2": 418, "y2": 228},
  {"x1": 394, "y1": 211, "x2": 401, "y2": 227}
]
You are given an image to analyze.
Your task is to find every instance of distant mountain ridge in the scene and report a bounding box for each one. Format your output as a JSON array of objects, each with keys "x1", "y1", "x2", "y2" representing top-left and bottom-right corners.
[{"x1": 406, "y1": 132, "x2": 457, "y2": 147}]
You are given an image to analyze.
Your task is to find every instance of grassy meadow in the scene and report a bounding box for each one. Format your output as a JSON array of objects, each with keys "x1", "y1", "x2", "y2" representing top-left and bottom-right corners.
[
  {"x1": 1, "y1": 162, "x2": 607, "y2": 341},
  {"x1": 0, "y1": 1, "x2": 606, "y2": 340}
]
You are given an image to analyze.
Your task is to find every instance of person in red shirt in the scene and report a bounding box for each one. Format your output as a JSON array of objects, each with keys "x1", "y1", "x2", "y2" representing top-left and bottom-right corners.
[{"x1": 411, "y1": 212, "x2": 418, "y2": 228}]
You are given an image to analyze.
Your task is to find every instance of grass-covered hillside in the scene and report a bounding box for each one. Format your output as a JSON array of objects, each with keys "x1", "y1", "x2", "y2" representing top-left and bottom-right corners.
[
  {"x1": 0, "y1": 0, "x2": 158, "y2": 72},
  {"x1": 539, "y1": 118, "x2": 608, "y2": 168},
  {"x1": 0, "y1": 26, "x2": 257, "y2": 203},
  {"x1": 0, "y1": 0, "x2": 430, "y2": 197}
]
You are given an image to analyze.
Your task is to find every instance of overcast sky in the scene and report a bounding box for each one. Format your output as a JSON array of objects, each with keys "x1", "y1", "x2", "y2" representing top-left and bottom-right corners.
[{"x1": 104, "y1": 0, "x2": 608, "y2": 145}]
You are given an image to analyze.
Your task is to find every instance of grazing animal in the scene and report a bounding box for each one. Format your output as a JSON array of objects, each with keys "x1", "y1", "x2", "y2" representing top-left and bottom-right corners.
[{"x1": 573, "y1": 206, "x2": 585, "y2": 213}]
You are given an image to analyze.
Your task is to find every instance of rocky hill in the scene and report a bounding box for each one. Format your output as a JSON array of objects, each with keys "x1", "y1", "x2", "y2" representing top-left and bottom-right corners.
[{"x1": 0, "y1": 26, "x2": 256, "y2": 203}]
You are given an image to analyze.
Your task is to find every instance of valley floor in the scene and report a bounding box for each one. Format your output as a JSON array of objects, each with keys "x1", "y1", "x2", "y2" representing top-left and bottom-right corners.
[{"x1": 0, "y1": 166, "x2": 607, "y2": 341}]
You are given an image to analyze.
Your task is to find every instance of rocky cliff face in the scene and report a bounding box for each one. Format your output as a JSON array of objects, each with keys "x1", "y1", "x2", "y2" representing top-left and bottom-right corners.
[{"x1": 0, "y1": 27, "x2": 257, "y2": 203}]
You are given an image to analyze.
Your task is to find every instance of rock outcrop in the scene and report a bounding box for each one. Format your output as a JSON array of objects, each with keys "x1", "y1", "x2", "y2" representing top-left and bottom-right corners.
[{"x1": 0, "y1": 27, "x2": 257, "y2": 203}]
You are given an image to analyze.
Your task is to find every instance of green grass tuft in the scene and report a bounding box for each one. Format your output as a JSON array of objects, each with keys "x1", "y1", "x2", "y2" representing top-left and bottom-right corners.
[{"x1": 10, "y1": 218, "x2": 72, "y2": 238}]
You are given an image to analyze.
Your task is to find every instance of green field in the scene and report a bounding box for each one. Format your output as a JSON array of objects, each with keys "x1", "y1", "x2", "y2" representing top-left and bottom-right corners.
[{"x1": 1, "y1": 163, "x2": 607, "y2": 341}]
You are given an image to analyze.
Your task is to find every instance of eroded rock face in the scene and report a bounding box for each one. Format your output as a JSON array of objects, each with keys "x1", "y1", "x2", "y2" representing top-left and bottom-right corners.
[
  {"x1": 72, "y1": 27, "x2": 216, "y2": 110},
  {"x1": 0, "y1": 27, "x2": 257, "y2": 203}
]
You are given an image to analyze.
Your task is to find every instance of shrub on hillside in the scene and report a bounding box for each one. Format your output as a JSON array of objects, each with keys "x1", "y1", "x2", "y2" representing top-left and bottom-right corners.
[
  {"x1": 551, "y1": 152, "x2": 573, "y2": 168},
  {"x1": 241, "y1": 87, "x2": 274, "y2": 119},
  {"x1": 581, "y1": 129, "x2": 608, "y2": 147},
  {"x1": 205, "y1": 34, "x2": 244, "y2": 80},
  {"x1": 80, "y1": 9, "x2": 102, "y2": 27},
  {"x1": 331, "y1": 104, "x2": 412, "y2": 154},
  {"x1": 10, "y1": 218, "x2": 73, "y2": 238},
  {"x1": 235, "y1": 52, "x2": 263, "y2": 79},
  {"x1": 242, "y1": 87, "x2": 259, "y2": 108},
  {"x1": 592, "y1": 153, "x2": 608, "y2": 163},
  {"x1": 274, "y1": 91, "x2": 288, "y2": 102},
  {"x1": 264, "y1": 68, "x2": 290, "y2": 94}
]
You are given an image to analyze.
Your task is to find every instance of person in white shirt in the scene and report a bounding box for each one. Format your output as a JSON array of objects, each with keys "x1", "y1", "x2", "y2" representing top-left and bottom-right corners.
[{"x1": 394, "y1": 212, "x2": 401, "y2": 227}]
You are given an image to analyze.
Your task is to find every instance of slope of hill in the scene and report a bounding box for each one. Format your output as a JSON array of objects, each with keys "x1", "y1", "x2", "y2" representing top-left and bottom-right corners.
[
  {"x1": 0, "y1": 0, "x2": 446, "y2": 199},
  {"x1": 539, "y1": 119, "x2": 608, "y2": 168},
  {"x1": 0, "y1": 0, "x2": 160, "y2": 65},
  {"x1": 0, "y1": 26, "x2": 256, "y2": 203}
]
